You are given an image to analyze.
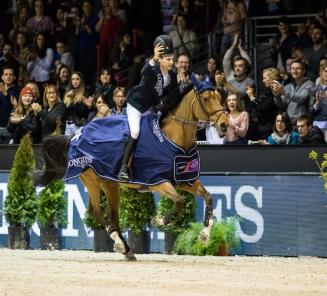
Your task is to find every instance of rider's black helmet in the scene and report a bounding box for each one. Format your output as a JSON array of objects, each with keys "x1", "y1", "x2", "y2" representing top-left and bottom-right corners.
[{"x1": 153, "y1": 35, "x2": 174, "y2": 56}]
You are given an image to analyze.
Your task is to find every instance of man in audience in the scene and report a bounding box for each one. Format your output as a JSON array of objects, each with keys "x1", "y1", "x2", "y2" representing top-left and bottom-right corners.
[
  {"x1": 273, "y1": 61, "x2": 314, "y2": 126},
  {"x1": 175, "y1": 53, "x2": 192, "y2": 91},
  {"x1": 303, "y1": 25, "x2": 327, "y2": 81},
  {"x1": 0, "y1": 65, "x2": 20, "y2": 143},
  {"x1": 0, "y1": 42, "x2": 20, "y2": 78},
  {"x1": 296, "y1": 114, "x2": 325, "y2": 144},
  {"x1": 55, "y1": 40, "x2": 75, "y2": 71}
]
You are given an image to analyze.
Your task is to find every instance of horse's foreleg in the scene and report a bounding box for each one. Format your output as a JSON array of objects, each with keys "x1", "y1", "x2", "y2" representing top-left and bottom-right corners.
[
  {"x1": 150, "y1": 182, "x2": 185, "y2": 226},
  {"x1": 100, "y1": 180, "x2": 135, "y2": 261},
  {"x1": 177, "y1": 179, "x2": 213, "y2": 226},
  {"x1": 177, "y1": 179, "x2": 214, "y2": 243}
]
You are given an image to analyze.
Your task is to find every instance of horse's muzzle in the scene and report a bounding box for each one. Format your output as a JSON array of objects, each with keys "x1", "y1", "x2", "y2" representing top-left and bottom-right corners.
[{"x1": 216, "y1": 122, "x2": 227, "y2": 138}]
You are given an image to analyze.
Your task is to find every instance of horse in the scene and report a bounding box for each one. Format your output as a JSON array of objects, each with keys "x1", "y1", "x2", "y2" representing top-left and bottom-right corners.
[{"x1": 35, "y1": 79, "x2": 229, "y2": 261}]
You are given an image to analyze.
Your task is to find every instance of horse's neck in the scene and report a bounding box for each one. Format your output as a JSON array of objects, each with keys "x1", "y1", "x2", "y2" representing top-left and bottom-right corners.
[{"x1": 161, "y1": 90, "x2": 197, "y2": 150}]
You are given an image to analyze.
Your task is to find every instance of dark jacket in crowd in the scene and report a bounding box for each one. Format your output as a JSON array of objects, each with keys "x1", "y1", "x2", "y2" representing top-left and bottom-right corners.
[
  {"x1": 298, "y1": 126, "x2": 325, "y2": 144},
  {"x1": 253, "y1": 88, "x2": 279, "y2": 139},
  {"x1": 0, "y1": 85, "x2": 20, "y2": 127},
  {"x1": 7, "y1": 113, "x2": 41, "y2": 144},
  {"x1": 65, "y1": 102, "x2": 92, "y2": 127},
  {"x1": 94, "y1": 81, "x2": 115, "y2": 108},
  {"x1": 37, "y1": 102, "x2": 66, "y2": 136}
]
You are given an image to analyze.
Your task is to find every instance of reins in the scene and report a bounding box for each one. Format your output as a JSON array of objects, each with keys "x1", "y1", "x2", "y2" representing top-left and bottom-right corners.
[{"x1": 168, "y1": 90, "x2": 225, "y2": 129}]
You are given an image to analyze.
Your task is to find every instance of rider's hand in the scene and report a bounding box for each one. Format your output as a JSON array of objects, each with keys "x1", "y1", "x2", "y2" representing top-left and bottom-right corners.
[{"x1": 153, "y1": 43, "x2": 165, "y2": 61}]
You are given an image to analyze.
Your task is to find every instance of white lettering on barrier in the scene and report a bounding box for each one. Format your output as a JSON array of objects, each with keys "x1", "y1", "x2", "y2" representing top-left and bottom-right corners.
[
  {"x1": 235, "y1": 186, "x2": 263, "y2": 243},
  {"x1": 0, "y1": 183, "x2": 8, "y2": 234},
  {"x1": 62, "y1": 184, "x2": 91, "y2": 237},
  {"x1": 205, "y1": 186, "x2": 232, "y2": 222},
  {"x1": 0, "y1": 181, "x2": 263, "y2": 243},
  {"x1": 0, "y1": 183, "x2": 92, "y2": 238},
  {"x1": 205, "y1": 185, "x2": 264, "y2": 244}
]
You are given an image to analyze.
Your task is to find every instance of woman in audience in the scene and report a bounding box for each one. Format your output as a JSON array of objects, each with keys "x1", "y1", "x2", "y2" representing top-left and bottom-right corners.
[
  {"x1": 26, "y1": 32, "x2": 54, "y2": 92},
  {"x1": 63, "y1": 71, "x2": 93, "y2": 135},
  {"x1": 310, "y1": 62, "x2": 327, "y2": 143},
  {"x1": 25, "y1": 81, "x2": 41, "y2": 105},
  {"x1": 259, "y1": 112, "x2": 299, "y2": 145},
  {"x1": 169, "y1": 13, "x2": 198, "y2": 58},
  {"x1": 110, "y1": 32, "x2": 134, "y2": 74},
  {"x1": 32, "y1": 84, "x2": 66, "y2": 137},
  {"x1": 87, "y1": 93, "x2": 111, "y2": 122},
  {"x1": 95, "y1": 2, "x2": 125, "y2": 67},
  {"x1": 246, "y1": 67, "x2": 280, "y2": 140},
  {"x1": 13, "y1": 32, "x2": 31, "y2": 86},
  {"x1": 224, "y1": 93, "x2": 249, "y2": 145},
  {"x1": 94, "y1": 66, "x2": 116, "y2": 108},
  {"x1": 7, "y1": 86, "x2": 41, "y2": 144},
  {"x1": 56, "y1": 64, "x2": 71, "y2": 100},
  {"x1": 112, "y1": 86, "x2": 127, "y2": 115},
  {"x1": 26, "y1": 0, "x2": 54, "y2": 35},
  {"x1": 10, "y1": 5, "x2": 29, "y2": 39},
  {"x1": 270, "y1": 16, "x2": 298, "y2": 71}
]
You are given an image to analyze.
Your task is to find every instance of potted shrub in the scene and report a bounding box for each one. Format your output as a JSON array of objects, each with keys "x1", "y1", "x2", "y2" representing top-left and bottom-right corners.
[
  {"x1": 83, "y1": 191, "x2": 114, "y2": 252},
  {"x1": 4, "y1": 134, "x2": 38, "y2": 249},
  {"x1": 119, "y1": 186, "x2": 156, "y2": 254},
  {"x1": 174, "y1": 217, "x2": 240, "y2": 256},
  {"x1": 37, "y1": 179, "x2": 67, "y2": 250},
  {"x1": 157, "y1": 190, "x2": 196, "y2": 254}
]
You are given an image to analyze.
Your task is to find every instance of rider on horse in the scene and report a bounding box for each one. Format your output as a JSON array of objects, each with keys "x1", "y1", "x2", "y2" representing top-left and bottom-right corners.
[{"x1": 119, "y1": 35, "x2": 185, "y2": 181}]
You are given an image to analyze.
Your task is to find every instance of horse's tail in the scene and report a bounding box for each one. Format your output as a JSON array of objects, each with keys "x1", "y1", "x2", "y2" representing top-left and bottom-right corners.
[{"x1": 34, "y1": 135, "x2": 71, "y2": 186}]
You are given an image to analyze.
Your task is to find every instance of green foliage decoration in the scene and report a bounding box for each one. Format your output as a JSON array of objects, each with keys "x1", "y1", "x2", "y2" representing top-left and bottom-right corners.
[
  {"x1": 4, "y1": 134, "x2": 37, "y2": 228},
  {"x1": 157, "y1": 190, "x2": 196, "y2": 235},
  {"x1": 119, "y1": 186, "x2": 156, "y2": 235},
  {"x1": 174, "y1": 218, "x2": 240, "y2": 256},
  {"x1": 309, "y1": 151, "x2": 327, "y2": 192},
  {"x1": 37, "y1": 179, "x2": 67, "y2": 228}
]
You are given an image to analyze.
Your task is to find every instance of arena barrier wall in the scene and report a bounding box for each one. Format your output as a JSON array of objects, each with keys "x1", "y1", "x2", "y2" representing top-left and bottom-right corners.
[{"x1": 1, "y1": 172, "x2": 326, "y2": 256}]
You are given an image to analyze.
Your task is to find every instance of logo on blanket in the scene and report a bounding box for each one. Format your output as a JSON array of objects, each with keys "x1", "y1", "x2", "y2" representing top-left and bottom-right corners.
[
  {"x1": 68, "y1": 156, "x2": 93, "y2": 168},
  {"x1": 177, "y1": 159, "x2": 199, "y2": 173},
  {"x1": 152, "y1": 119, "x2": 164, "y2": 142},
  {"x1": 174, "y1": 151, "x2": 200, "y2": 183}
]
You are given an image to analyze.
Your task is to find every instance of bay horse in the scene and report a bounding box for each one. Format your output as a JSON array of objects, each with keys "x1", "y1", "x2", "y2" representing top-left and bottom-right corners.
[{"x1": 35, "y1": 81, "x2": 229, "y2": 260}]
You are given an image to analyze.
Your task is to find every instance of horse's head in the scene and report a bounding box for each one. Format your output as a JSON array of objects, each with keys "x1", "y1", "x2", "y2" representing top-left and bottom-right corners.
[{"x1": 191, "y1": 75, "x2": 229, "y2": 137}]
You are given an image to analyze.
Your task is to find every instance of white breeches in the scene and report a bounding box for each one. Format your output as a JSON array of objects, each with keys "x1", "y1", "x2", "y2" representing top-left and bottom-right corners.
[{"x1": 127, "y1": 103, "x2": 154, "y2": 139}]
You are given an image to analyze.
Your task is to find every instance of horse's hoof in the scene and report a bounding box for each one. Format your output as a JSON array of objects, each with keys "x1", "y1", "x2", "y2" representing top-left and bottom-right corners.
[
  {"x1": 124, "y1": 251, "x2": 137, "y2": 261},
  {"x1": 198, "y1": 219, "x2": 214, "y2": 244},
  {"x1": 198, "y1": 230, "x2": 210, "y2": 244},
  {"x1": 151, "y1": 216, "x2": 164, "y2": 226}
]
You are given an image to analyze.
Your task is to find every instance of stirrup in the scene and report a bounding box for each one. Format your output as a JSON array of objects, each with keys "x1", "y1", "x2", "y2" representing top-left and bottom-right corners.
[{"x1": 119, "y1": 165, "x2": 131, "y2": 181}]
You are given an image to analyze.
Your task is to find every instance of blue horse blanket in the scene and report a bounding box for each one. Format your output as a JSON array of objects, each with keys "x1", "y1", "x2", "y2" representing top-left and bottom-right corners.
[{"x1": 65, "y1": 114, "x2": 200, "y2": 186}]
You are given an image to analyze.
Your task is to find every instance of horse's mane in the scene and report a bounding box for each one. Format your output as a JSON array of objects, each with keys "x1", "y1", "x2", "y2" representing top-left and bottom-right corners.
[{"x1": 161, "y1": 85, "x2": 195, "y2": 122}]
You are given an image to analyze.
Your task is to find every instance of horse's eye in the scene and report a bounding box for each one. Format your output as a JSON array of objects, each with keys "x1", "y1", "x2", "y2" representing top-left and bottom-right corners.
[{"x1": 203, "y1": 97, "x2": 209, "y2": 103}]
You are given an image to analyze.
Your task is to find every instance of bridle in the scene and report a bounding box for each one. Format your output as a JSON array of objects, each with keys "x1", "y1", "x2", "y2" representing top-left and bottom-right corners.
[{"x1": 169, "y1": 90, "x2": 225, "y2": 129}]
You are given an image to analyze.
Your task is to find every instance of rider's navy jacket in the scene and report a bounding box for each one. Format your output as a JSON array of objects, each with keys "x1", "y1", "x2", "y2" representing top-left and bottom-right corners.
[{"x1": 127, "y1": 61, "x2": 178, "y2": 113}]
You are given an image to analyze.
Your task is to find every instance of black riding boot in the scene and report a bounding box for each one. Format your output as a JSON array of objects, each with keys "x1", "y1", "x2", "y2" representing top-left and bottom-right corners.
[{"x1": 119, "y1": 136, "x2": 137, "y2": 181}]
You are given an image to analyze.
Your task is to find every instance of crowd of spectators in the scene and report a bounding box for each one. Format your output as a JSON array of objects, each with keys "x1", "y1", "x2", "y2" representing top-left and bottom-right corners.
[{"x1": 0, "y1": 0, "x2": 326, "y2": 146}]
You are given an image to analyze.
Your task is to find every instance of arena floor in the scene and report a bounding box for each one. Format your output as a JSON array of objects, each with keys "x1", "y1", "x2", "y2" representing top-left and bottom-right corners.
[{"x1": 0, "y1": 248, "x2": 326, "y2": 296}]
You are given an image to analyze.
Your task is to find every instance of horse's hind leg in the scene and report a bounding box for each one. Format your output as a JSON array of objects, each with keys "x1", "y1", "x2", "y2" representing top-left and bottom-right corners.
[
  {"x1": 80, "y1": 170, "x2": 135, "y2": 260},
  {"x1": 100, "y1": 180, "x2": 136, "y2": 261},
  {"x1": 176, "y1": 179, "x2": 214, "y2": 242},
  {"x1": 80, "y1": 170, "x2": 108, "y2": 227},
  {"x1": 150, "y1": 182, "x2": 185, "y2": 226}
]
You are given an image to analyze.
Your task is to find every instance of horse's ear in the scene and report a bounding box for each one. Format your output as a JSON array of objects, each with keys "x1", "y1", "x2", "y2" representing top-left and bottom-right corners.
[
  {"x1": 190, "y1": 73, "x2": 201, "y2": 92},
  {"x1": 191, "y1": 73, "x2": 214, "y2": 93}
]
